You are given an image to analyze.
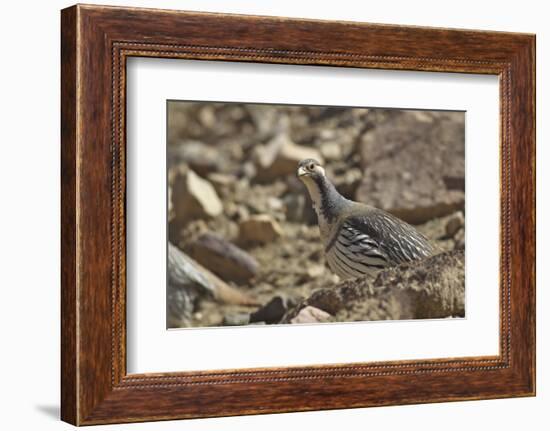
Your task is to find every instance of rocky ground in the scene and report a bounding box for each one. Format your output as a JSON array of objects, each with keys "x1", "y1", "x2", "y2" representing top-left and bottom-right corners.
[{"x1": 166, "y1": 102, "x2": 465, "y2": 328}]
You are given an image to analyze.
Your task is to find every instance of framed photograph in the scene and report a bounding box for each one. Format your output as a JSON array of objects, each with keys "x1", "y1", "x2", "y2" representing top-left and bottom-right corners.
[{"x1": 61, "y1": 4, "x2": 535, "y2": 425}]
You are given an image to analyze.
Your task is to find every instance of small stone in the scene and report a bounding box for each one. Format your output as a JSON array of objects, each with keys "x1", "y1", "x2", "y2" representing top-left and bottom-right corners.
[
  {"x1": 238, "y1": 214, "x2": 283, "y2": 244},
  {"x1": 207, "y1": 172, "x2": 236, "y2": 193},
  {"x1": 198, "y1": 106, "x2": 216, "y2": 128},
  {"x1": 309, "y1": 249, "x2": 323, "y2": 261},
  {"x1": 412, "y1": 111, "x2": 435, "y2": 123},
  {"x1": 267, "y1": 197, "x2": 284, "y2": 212},
  {"x1": 241, "y1": 161, "x2": 257, "y2": 179},
  {"x1": 250, "y1": 295, "x2": 300, "y2": 324},
  {"x1": 172, "y1": 169, "x2": 223, "y2": 223},
  {"x1": 320, "y1": 129, "x2": 336, "y2": 140},
  {"x1": 307, "y1": 265, "x2": 325, "y2": 279},
  {"x1": 443, "y1": 175, "x2": 465, "y2": 191},
  {"x1": 225, "y1": 204, "x2": 249, "y2": 222},
  {"x1": 290, "y1": 306, "x2": 332, "y2": 324},
  {"x1": 320, "y1": 142, "x2": 342, "y2": 161},
  {"x1": 445, "y1": 211, "x2": 465, "y2": 238},
  {"x1": 237, "y1": 206, "x2": 250, "y2": 221},
  {"x1": 454, "y1": 228, "x2": 465, "y2": 250},
  {"x1": 223, "y1": 312, "x2": 250, "y2": 326},
  {"x1": 254, "y1": 133, "x2": 323, "y2": 182},
  {"x1": 401, "y1": 171, "x2": 413, "y2": 182},
  {"x1": 169, "y1": 140, "x2": 220, "y2": 176},
  {"x1": 168, "y1": 186, "x2": 174, "y2": 221},
  {"x1": 330, "y1": 274, "x2": 341, "y2": 284}
]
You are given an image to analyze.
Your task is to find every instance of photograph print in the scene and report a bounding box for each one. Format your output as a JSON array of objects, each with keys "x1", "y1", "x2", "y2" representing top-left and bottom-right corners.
[{"x1": 167, "y1": 101, "x2": 465, "y2": 328}]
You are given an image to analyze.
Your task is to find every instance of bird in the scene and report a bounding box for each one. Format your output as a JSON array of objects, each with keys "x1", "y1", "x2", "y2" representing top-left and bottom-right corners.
[{"x1": 297, "y1": 158, "x2": 433, "y2": 279}]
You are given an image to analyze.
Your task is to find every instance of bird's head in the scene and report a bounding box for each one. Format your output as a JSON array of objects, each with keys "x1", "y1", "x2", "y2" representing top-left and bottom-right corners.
[
  {"x1": 297, "y1": 158, "x2": 346, "y2": 224},
  {"x1": 297, "y1": 158, "x2": 325, "y2": 184}
]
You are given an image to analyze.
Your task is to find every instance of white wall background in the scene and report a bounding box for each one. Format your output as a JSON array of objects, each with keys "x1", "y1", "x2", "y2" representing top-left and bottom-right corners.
[{"x1": 0, "y1": 0, "x2": 546, "y2": 429}]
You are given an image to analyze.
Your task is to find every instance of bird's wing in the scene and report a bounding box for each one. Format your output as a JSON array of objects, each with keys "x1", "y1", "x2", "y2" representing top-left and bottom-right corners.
[
  {"x1": 342, "y1": 210, "x2": 433, "y2": 266},
  {"x1": 334, "y1": 220, "x2": 390, "y2": 269}
]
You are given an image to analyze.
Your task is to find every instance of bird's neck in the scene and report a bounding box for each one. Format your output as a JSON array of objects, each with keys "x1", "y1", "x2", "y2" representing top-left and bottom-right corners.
[{"x1": 304, "y1": 175, "x2": 347, "y2": 229}]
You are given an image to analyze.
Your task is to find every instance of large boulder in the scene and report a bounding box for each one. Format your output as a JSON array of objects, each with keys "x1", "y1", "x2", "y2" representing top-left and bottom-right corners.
[
  {"x1": 356, "y1": 110, "x2": 465, "y2": 224},
  {"x1": 171, "y1": 168, "x2": 223, "y2": 223},
  {"x1": 282, "y1": 250, "x2": 465, "y2": 323},
  {"x1": 185, "y1": 232, "x2": 259, "y2": 284}
]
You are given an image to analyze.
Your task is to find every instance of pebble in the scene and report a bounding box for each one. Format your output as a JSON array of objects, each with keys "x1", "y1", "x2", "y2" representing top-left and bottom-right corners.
[
  {"x1": 320, "y1": 142, "x2": 342, "y2": 161},
  {"x1": 445, "y1": 211, "x2": 465, "y2": 238},
  {"x1": 239, "y1": 214, "x2": 284, "y2": 244},
  {"x1": 249, "y1": 295, "x2": 300, "y2": 324},
  {"x1": 254, "y1": 133, "x2": 323, "y2": 182},
  {"x1": 223, "y1": 312, "x2": 250, "y2": 326},
  {"x1": 307, "y1": 265, "x2": 325, "y2": 279},
  {"x1": 207, "y1": 172, "x2": 236, "y2": 193},
  {"x1": 290, "y1": 306, "x2": 332, "y2": 324}
]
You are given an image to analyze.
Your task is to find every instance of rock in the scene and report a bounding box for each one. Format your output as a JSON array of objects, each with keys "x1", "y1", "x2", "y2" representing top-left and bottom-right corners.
[
  {"x1": 267, "y1": 196, "x2": 284, "y2": 212},
  {"x1": 282, "y1": 250, "x2": 465, "y2": 323},
  {"x1": 176, "y1": 219, "x2": 208, "y2": 243},
  {"x1": 250, "y1": 294, "x2": 301, "y2": 324},
  {"x1": 247, "y1": 105, "x2": 289, "y2": 138},
  {"x1": 207, "y1": 172, "x2": 236, "y2": 193},
  {"x1": 172, "y1": 169, "x2": 223, "y2": 223},
  {"x1": 238, "y1": 214, "x2": 284, "y2": 244},
  {"x1": 284, "y1": 191, "x2": 319, "y2": 226},
  {"x1": 168, "y1": 140, "x2": 221, "y2": 176},
  {"x1": 185, "y1": 232, "x2": 259, "y2": 284},
  {"x1": 445, "y1": 211, "x2": 465, "y2": 238},
  {"x1": 454, "y1": 228, "x2": 465, "y2": 250},
  {"x1": 290, "y1": 306, "x2": 332, "y2": 324},
  {"x1": 241, "y1": 161, "x2": 257, "y2": 179},
  {"x1": 332, "y1": 167, "x2": 363, "y2": 199},
  {"x1": 307, "y1": 265, "x2": 325, "y2": 279},
  {"x1": 309, "y1": 248, "x2": 323, "y2": 261},
  {"x1": 225, "y1": 201, "x2": 250, "y2": 222},
  {"x1": 223, "y1": 312, "x2": 250, "y2": 326},
  {"x1": 443, "y1": 175, "x2": 465, "y2": 191},
  {"x1": 167, "y1": 243, "x2": 257, "y2": 327},
  {"x1": 320, "y1": 142, "x2": 342, "y2": 161},
  {"x1": 254, "y1": 133, "x2": 323, "y2": 182},
  {"x1": 356, "y1": 110, "x2": 465, "y2": 224},
  {"x1": 168, "y1": 185, "x2": 174, "y2": 221},
  {"x1": 198, "y1": 106, "x2": 216, "y2": 128}
]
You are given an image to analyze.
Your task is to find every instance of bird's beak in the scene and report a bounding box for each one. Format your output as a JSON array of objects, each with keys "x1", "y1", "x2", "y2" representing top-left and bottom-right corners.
[{"x1": 297, "y1": 166, "x2": 308, "y2": 177}]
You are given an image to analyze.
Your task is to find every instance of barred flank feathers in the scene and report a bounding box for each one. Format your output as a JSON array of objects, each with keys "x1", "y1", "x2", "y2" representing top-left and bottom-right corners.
[{"x1": 325, "y1": 217, "x2": 433, "y2": 279}]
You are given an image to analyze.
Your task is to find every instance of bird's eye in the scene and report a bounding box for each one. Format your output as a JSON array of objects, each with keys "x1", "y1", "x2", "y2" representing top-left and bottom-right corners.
[{"x1": 308, "y1": 163, "x2": 315, "y2": 170}]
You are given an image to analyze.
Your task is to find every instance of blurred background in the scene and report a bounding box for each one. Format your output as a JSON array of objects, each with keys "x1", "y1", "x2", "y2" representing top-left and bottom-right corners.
[{"x1": 167, "y1": 101, "x2": 465, "y2": 328}]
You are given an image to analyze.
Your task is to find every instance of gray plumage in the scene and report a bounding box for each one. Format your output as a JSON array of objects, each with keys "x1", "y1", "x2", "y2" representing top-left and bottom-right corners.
[{"x1": 297, "y1": 158, "x2": 433, "y2": 279}]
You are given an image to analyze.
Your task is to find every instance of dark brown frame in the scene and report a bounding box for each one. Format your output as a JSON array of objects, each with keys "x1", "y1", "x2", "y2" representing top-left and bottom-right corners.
[{"x1": 61, "y1": 4, "x2": 536, "y2": 425}]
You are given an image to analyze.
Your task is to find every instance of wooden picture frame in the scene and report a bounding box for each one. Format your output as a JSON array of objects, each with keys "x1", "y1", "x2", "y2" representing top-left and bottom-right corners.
[{"x1": 61, "y1": 4, "x2": 535, "y2": 425}]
